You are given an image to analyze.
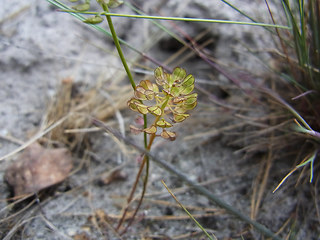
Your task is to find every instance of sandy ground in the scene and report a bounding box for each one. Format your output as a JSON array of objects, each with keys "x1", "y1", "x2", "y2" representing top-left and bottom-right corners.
[{"x1": 1, "y1": 0, "x2": 319, "y2": 239}]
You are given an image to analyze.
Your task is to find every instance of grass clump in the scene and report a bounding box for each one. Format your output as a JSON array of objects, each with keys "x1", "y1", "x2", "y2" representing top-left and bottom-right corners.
[{"x1": 267, "y1": 0, "x2": 320, "y2": 189}]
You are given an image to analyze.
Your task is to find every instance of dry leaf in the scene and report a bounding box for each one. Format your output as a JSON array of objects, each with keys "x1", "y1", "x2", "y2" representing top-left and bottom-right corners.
[{"x1": 5, "y1": 142, "x2": 73, "y2": 196}]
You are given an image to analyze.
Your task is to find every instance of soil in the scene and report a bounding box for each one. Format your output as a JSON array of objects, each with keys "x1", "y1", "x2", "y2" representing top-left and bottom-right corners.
[{"x1": 1, "y1": 0, "x2": 319, "y2": 239}]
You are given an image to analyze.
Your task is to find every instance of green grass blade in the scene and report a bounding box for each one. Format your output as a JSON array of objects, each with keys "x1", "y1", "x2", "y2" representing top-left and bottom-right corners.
[
  {"x1": 162, "y1": 180, "x2": 216, "y2": 240},
  {"x1": 219, "y1": 0, "x2": 257, "y2": 23}
]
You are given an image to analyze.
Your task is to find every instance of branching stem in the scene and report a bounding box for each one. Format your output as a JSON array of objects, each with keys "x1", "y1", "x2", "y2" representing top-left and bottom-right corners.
[{"x1": 100, "y1": 3, "x2": 151, "y2": 233}]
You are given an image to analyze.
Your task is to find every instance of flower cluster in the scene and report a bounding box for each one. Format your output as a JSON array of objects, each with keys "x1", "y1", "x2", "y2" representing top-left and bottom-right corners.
[{"x1": 128, "y1": 67, "x2": 197, "y2": 140}]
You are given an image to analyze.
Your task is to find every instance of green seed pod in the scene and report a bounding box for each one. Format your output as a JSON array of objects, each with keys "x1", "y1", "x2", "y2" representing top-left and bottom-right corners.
[
  {"x1": 134, "y1": 86, "x2": 147, "y2": 100},
  {"x1": 173, "y1": 113, "x2": 189, "y2": 123},
  {"x1": 180, "y1": 85, "x2": 194, "y2": 95},
  {"x1": 135, "y1": 103, "x2": 149, "y2": 115},
  {"x1": 170, "y1": 86, "x2": 180, "y2": 97},
  {"x1": 161, "y1": 130, "x2": 176, "y2": 141},
  {"x1": 107, "y1": 0, "x2": 123, "y2": 8},
  {"x1": 182, "y1": 74, "x2": 194, "y2": 87},
  {"x1": 156, "y1": 119, "x2": 172, "y2": 128},
  {"x1": 184, "y1": 93, "x2": 198, "y2": 104},
  {"x1": 182, "y1": 100, "x2": 197, "y2": 110},
  {"x1": 171, "y1": 67, "x2": 186, "y2": 85},
  {"x1": 72, "y1": 3, "x2": 90, "y2": 11},
  {"x1": 127, "y1": 98, "x2": 139, "y2": 111},
  {"x1": 147, "y1": 106, "x2": 162, "y2": 116},
  {"x1": 144, "y1": 125, "x2": 157, "y2": 134},
  {"x1": 155, "y1": 67, "x2": 167, "y2": 86},
  {"x1": 83, "y1": 15, "x2": 104, "y2": 24}
]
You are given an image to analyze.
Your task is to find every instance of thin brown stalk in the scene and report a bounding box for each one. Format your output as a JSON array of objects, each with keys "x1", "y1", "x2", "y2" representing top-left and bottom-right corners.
[{"x1": 115, "y1": 155, "x2": 146, "y2": 230}]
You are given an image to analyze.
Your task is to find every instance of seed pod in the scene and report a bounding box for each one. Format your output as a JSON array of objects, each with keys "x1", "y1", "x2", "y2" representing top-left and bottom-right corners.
[
  {"x1": 184, "y1": 93, "x2": 198, "y2": 104},
  {"x1": 155, "y1": 67, "x2": 167, "y2": 86},
  {"x1": 134, "y1": 86, "x2": 147, "y2": 100},
  {"x1": 108, "y1": 0, "x2": 124, "y2": 8},
  {"x1": 144, "y1": 125, "x2": 157, "y2": 134},
  {"x1": 161, "y1": 130, "x2": 176, "y2": 141},
  {"x1": 171, "y1": 67, "x2": 186, "y2": 85},
  {"x1": 127, "y1": 98, "x2": 139, "y2": 111},
  {"x1": 134, "y1": 103, "x2": 148, "y2": 114},
  {"x1": 72, "y1": 3, "x2": 90, "y2": 11},
  {"x1": 156, "y1": 119, "x2": 172, "y2": 128},
  {"x1": 83, "y1": 15, "x2": 104, "y2": 24},
  {"x1": 173, "y1": 113, "x2": 189, "y2": 123},
  {"x1": 147, "y1": 106, "x2": 162, "y2": 116},
  {"x1": 130, "y1": 125, "x2": 142, "y2": 135}
]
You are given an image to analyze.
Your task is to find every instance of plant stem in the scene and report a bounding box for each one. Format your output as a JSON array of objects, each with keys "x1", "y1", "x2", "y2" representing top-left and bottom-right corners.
[
  {"x1": 115, "y1": 154, "x2": 146, "y2": 230},
  {"x1": 101, "y1": 4, "x2": 136, "y2": 90},
  {"x1": 60, "y1": 9, "x2": 290, "y2": 29},
  {"x1": 120, "y1": 140, "x2": 153, "y2": 235},
  {"x1": 118, "y1": 93, "x2": 170, "y2": 232},
  {"x1": 100, "y1": 3, "x2": 152, "y2": 233},
  {"x1": 116, "y1": 133, "x2": 155, "y2": 233},
  {"x1": 92, "y1": 119, "x2": 284, "y2": 240}
]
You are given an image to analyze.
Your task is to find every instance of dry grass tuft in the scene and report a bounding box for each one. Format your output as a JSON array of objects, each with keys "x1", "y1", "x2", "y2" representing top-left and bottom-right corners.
[{"x1": 44, "y1": 77, "x2": 132, "y2": 151}]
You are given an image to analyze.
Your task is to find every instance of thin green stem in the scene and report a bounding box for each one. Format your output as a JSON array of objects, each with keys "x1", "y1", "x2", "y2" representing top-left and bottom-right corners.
[
  {"x1": 118, "y1": 94, "x2": 169, "y2": 233},
  {"x1": 62, "y1": 10, "x2": 290, "y2": 29},
  {"x1": 98, "y1": 3, "x2": 152, "y2": 233},
  {"x1": 101, "y1": 4, "x2": 136, "y2": 89}
]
